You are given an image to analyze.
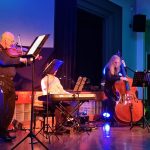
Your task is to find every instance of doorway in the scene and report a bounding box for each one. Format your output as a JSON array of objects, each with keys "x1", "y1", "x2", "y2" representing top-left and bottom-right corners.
[{"x1": 76, "y1": 8, "x2": 103, "y2": 87}]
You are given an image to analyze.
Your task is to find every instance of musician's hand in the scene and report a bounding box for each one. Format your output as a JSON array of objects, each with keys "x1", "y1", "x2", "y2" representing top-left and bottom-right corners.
[
  {"x1": 120, "y1": 76, "x2": 128, "y2": 81},
  {"x1": 20, "y1": 58, "x2": 27, "y2": 64},
  {"x1": 35, "y1": 54, "x2": 42, "y2": 60},
  {"x1": 122, "y1": 59, "x2": 126, "y2": 67}
]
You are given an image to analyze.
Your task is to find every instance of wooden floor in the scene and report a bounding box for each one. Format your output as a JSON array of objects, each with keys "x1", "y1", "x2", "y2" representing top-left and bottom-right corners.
[{"x1": 1, "y1": 121, "x2": 150, "y2": 150}]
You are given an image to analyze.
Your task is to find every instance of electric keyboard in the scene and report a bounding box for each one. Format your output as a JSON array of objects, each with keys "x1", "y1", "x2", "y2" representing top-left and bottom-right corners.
[{"x1": 38, "y1": 92, "x2": 96, "y2": 102}]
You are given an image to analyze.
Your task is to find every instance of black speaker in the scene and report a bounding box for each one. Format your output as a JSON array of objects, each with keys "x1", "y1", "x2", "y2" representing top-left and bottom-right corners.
[{"x1": 133, "y1": 14, "x2": 146, "y2": 32}]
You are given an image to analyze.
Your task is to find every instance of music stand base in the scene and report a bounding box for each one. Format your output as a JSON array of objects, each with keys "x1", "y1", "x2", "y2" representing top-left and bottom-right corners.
[
  {"x1": 11, "y1": 59, "x2": 48, "y2": 150},
  {"x1": 130, "y1": 117, "x2": 150, "y2": 132},
  {"x1": 11, "y1": 131, "x2": 49, "y2": 150},
  {"x1": 35, "y1": 124, "x2": 59, "y2": 143}
]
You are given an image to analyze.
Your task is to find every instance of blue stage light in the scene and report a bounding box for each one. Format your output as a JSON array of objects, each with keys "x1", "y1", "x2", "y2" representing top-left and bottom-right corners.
[
  {"x1": 103, "y1": 112, "x2": 110, "y2": 118},
  {"x1": 82, "y1": 109, "x2": 87, "y2": 115}
]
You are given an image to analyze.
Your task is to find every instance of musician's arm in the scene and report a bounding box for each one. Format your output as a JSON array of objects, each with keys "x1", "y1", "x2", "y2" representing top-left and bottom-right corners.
[
  {"x1": 56, "y1": 78, "x2": 70, "y2": 94},
  {"x1": 41, "y1": 78, "x2": 47, "y2": 95}
]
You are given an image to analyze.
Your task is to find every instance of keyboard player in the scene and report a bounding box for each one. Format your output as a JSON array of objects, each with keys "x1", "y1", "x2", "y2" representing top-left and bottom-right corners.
[{"x1": 41, "y1": 70, "x2": 73, "y2": 134}]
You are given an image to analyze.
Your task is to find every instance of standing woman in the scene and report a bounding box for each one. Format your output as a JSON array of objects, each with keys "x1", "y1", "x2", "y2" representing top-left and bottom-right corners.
[
  {"x1": 0, "y1": 32, "x2": 27, "y2": 142},
  {"x1": 103, "y1": 55, "x2": 128, "y2": 125}
]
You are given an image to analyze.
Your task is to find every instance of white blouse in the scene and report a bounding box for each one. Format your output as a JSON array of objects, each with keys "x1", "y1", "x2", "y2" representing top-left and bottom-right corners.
[{"x1": 41, "y1": 74, "x2": 69, "y2": 95}]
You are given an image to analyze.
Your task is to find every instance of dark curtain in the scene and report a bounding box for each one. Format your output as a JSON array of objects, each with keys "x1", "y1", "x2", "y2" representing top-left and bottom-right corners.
[{"x1": 54, "y1": 0, "x2": 77, "y2": 89}]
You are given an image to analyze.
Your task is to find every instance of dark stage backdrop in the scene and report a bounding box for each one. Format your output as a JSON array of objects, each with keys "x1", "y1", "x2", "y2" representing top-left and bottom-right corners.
[{"x1": 76, "y1": 9, "x2": 103, "y2": 86}]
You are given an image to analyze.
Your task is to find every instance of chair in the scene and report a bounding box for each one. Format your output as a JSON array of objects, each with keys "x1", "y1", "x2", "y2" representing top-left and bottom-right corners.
[{"x1": 33, "y1": 100, "x2": 55, "y2": 130}]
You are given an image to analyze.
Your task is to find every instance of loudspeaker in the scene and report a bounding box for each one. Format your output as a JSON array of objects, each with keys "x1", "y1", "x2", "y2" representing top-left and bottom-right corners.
[{"x1": 133, "y1": 14, "x2": 146, "y2": 32}]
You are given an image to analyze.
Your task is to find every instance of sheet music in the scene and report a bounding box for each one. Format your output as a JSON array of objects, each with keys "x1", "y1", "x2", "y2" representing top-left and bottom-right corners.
[
  {"x1": 27, "y1": 35, "x2": 46, "y2": 55},
  {"x1": 43, "y1": 59, "x2": 63, "y2": 74}
]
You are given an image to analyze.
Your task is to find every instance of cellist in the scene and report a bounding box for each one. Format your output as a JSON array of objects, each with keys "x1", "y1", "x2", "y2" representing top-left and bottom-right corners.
[{"x1": 103, "y1": 54, "x2": 128, "y2": 125}]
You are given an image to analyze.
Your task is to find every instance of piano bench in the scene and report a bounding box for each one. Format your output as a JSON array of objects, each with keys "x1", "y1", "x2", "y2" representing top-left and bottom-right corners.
[{"x1": 33, "y1": 106, "x2": 55, "y2": 130}]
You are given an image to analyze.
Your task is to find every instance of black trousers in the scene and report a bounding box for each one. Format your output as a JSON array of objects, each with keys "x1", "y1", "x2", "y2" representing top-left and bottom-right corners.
[
  {"x1": 0, "y1": 76, "x2": 16, "y2": 136},
  {"x1": 103, "y1": 89, "x2": 116, "y2": 121}
]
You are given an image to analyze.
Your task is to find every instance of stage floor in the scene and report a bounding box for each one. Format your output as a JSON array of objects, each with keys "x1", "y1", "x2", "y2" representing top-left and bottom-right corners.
[{"x1": 1, "y1": 121, "x2": 150, "y2": 150}]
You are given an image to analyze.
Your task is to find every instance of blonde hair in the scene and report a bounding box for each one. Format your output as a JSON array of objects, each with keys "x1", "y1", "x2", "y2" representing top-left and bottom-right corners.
[{"x1": 106, "y1": 55, "x2": 121, "y2": 75}]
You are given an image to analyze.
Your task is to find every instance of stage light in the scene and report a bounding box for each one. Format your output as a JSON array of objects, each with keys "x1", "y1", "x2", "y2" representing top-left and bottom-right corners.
[
  {"x1": 103, "y1": 112, "x2": 110, "y2": 118},
  {"x1": 82, "y1": 109, "x2": 87, "y2": 115}
]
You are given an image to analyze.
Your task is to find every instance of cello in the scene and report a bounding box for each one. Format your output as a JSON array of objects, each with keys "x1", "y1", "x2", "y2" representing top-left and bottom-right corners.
[{"x1": 114, "y1": 58, "x2": 143, "y2": 123}]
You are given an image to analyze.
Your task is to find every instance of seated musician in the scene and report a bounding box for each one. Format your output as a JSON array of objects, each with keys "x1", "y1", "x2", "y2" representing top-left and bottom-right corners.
[
  {"x1": 103, "y1": 54, "x2": 128, "y2": 125},
  {"x1": 41, "y1": 70, "x2": 73, "y2": 134}
]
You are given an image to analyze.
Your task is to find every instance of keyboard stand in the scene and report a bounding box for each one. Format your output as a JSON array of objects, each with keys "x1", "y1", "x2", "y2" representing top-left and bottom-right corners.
[{"x1": 56, "y1": 100, "x2": 90, "y2": 135}]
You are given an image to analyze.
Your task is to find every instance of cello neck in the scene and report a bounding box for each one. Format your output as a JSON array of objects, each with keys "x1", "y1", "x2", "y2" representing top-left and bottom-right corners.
[{"x1": 120, "y1": 62, "x2": 130, "y2": 91}]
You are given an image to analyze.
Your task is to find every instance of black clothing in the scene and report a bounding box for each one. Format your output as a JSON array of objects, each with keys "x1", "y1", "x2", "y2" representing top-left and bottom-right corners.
[
  {"x1": 102, "y1": 67, "x2": 121, "y2": 122},
  {"x1": 0, "y1": 44, "x2": 20, "y2": 76},
  {"x1": 0, "y1": 44, "x2": 20, "y2": 137},
  {"x1": 104, "y1": 67, "x2": 120, "y2": 102}
]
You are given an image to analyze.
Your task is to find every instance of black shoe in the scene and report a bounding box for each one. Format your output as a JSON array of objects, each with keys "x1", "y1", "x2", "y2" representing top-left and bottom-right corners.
[{"x1": 0, "y1": 135, "x2": 12, "y2": 142}]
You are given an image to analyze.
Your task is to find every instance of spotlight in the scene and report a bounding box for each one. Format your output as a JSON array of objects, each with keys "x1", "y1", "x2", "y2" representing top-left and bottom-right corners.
[{"x1": 102, "y1": 112, "x2": 110, "y2": 118}]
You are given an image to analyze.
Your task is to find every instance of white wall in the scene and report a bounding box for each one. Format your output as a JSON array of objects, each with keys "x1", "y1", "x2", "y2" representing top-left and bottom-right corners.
[{"x1": 110, "y1": 0, "x2": 137, "y2": 76}]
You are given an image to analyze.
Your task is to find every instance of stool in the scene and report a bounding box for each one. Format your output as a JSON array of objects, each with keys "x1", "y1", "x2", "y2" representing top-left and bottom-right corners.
[{"x1": 33, "y1": 106, "x2": 55, "y2": 130}]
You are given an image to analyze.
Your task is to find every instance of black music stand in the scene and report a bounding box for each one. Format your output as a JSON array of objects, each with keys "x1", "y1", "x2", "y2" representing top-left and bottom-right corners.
[
  {"x1": 11, "y1": 34, "x2": 49, "y2": 150},
  {"x1": 71, "y1": 76, "x2": 92, "y2": 134},
  {"x1": 73, "y1": 76, "x2": 87, "y2": 92},
  {"x1": 36, "y1": 59, "x2": 63, "y2": 141},
  {"x1": 131, "y1": 71, "x2": 150, "y2": 132}
]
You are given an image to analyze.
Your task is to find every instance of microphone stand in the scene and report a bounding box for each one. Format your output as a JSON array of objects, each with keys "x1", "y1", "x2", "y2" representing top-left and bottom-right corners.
[{"x1": 11, "y1": 56, "x2": 48, "y2": 150}]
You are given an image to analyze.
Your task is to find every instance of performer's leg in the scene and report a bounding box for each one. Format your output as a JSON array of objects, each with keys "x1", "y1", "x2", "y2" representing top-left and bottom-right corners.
[
  {"x1": 5, "y1": 90, "x2": 16, "y2": 129},
  {"x1": 0, "y1": 78, "x2": 16, "y2": 141}
]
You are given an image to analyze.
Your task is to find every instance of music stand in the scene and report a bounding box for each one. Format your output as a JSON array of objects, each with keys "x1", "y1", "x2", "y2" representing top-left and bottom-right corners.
[
  {"x1": 132, "y1": 71, "x2": 150, "y2": 132},
  {"x1": 43, "y1": 59, "x2": 64, "y2": 75},
  {"x1": 11, "y1": 35, "x2": 50, "y2": 150},
  {"x1": 73, "y1": 76, "x2": 87, "y2": 92}
]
